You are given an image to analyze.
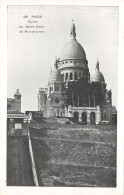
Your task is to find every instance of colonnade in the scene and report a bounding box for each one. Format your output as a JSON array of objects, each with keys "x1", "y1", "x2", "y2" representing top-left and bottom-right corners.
[
  {"x1": 62, "y1": 71, "x2": 85, "y2": 82},
  {"x1": 67, "y1": 106, "x2": 101, "y2": 124}
]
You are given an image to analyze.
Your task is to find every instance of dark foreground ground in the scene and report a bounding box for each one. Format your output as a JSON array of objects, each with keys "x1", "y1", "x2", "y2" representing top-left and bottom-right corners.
[
  {"x1": 30, "y1": 123, "x2": 117, "y2": 187},
  {"x1": 7, "y1": 136, "x2": 35, "y2": 186}
]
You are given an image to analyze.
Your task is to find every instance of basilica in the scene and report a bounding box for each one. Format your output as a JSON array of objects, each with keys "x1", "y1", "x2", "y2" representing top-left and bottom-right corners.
[{"x1": 38, "y1": 22, "x2": 112, "y2": 124}]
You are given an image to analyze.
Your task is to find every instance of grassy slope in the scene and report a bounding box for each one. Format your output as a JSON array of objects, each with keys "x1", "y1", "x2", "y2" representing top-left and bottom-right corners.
[{"x1": 30, "y1": 124, "x2": 116, "y2": 187}]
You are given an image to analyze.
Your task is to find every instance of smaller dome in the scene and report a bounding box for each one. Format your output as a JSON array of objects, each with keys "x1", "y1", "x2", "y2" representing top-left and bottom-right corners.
[
  {"x1": 94, "y1": 69, "x2": 105, "y2": 83},
  {"x1": 93, "y1": 60, "x2": 105, "y2": 83},
  {"x1": 48, "y1": 59, "x2": 61, "y2": 84}
]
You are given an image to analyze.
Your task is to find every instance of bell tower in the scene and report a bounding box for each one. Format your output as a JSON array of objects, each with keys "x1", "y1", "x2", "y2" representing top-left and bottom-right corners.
[
  {"x1": 14, "y1": 89, "x2": 21, "y2": 112},
  {"x1": 47, "y1": 58, "x2": 63, "y2": 117}
]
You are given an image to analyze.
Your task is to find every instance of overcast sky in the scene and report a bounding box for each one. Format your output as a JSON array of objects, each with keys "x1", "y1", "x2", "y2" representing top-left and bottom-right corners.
[{"x1": 7, "y1": 6, "x2": 118, "y2": 112}]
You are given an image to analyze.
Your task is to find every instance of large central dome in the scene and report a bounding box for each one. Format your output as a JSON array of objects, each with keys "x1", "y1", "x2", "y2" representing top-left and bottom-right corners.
[
  {"x1": 60, "y1": 22, "x2": 87, "y2": 62},
  {"x1": 60, "y1": 39, "x2": 86, "y2": 61}
]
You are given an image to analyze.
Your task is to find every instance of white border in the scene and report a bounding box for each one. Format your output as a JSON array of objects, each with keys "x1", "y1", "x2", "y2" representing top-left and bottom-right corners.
[{"x1": 0, "y1": 0, "x2": 124, "y2": 195}]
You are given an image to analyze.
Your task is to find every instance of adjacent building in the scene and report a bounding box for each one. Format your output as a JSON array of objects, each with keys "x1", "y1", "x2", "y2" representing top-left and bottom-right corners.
[
  {"x1": 7, "y1": 89, "x2": 30, "y2": 135},
  {"x1": 7, "y1": 89, "x2": 21, "y2": 113}
]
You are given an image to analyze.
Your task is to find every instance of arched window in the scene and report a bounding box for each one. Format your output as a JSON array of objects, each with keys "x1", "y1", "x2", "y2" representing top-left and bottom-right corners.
[
  {"x1": 65, "y1": 73, "x2": 68, "y2": 80},
  {"x1": 82, "y1": 112, "x2": 87, "y2": 123},
  {"x1": 79, "y1": 72, "x2": 81, "y2": 77},
  {"x1": 62, "y1": 74, "x2": 64, "y2": 81},
  {"x1": 104, "y1": 112, "x2": 106, "y2": 120},
  {"x1": 90, "y1": 112, "x2": 96, "y2": 124},
  {"x1": 74, "y1": 72, "x2": 77, "y2": 80},
  {"x1": 70, "y1": 72, "x2": 73, "y2": 80},
  {"x1": 55, "y1": 85, "x2": 59, "y2": 91},
  {"x1": 73, "y1": 112, "x2": 79, "y2": 122}
]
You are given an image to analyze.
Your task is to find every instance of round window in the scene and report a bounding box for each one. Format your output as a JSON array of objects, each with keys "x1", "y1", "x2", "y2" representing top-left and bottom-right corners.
[{"x1": 55, "y1": 98, "x2": 59, "y2": 104}]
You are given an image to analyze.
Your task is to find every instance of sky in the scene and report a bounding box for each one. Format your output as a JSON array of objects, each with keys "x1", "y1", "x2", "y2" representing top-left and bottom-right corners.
[{"x1": 7, "y1": 6, "x2": 118, "y2": 112}]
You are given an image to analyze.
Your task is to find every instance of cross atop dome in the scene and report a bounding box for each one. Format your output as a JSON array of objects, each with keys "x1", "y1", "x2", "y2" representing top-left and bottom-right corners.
[{"x1": 70, "y1": 20, "x2": 76, "y2": 39}]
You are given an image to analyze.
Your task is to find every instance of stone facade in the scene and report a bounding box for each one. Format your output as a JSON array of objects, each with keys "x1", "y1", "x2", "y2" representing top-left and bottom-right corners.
[{"x1": 38, "y1": 22, "x2": 113, "y2": 124}]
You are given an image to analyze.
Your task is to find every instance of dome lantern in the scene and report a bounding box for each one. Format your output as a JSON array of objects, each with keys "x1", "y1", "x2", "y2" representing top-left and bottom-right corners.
[
  {"x1": 54, "y1": 58, "x2": 58, "y2": 69},
  {"x1": 70, "y1": 20, "x2": 76, "y2": 39},
  {"x1": 96, "y1": 59, "x2": 99, "y2": 70}
]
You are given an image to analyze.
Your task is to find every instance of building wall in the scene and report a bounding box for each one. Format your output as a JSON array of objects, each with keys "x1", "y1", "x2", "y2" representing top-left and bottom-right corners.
[
  {"x1": 14, "y1": 96, "x2": 21, "y2": 112},
  {"x1": 38, "y1": 88, "x2": 47, "y2": 111},
  {"x1": 7, "y1": 91, "x2": 21, "y2": 113},
  {"x1": 7, "y1": 99, "x2": 16, "y2": 111},
  {"x1": 7, "y1": 98, "x2": 21, "y2": 112}
]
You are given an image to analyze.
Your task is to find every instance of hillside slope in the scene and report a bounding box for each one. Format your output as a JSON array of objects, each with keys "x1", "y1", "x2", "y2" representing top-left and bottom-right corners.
[{"x1": 30, "y1": 124, "x2": 116, "y2": 187}]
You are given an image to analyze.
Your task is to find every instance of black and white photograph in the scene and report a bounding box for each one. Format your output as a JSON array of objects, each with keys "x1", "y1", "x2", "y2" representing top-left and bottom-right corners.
[{"x1": 0, "y1": 1, "x2": 124, "y2": 194}]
